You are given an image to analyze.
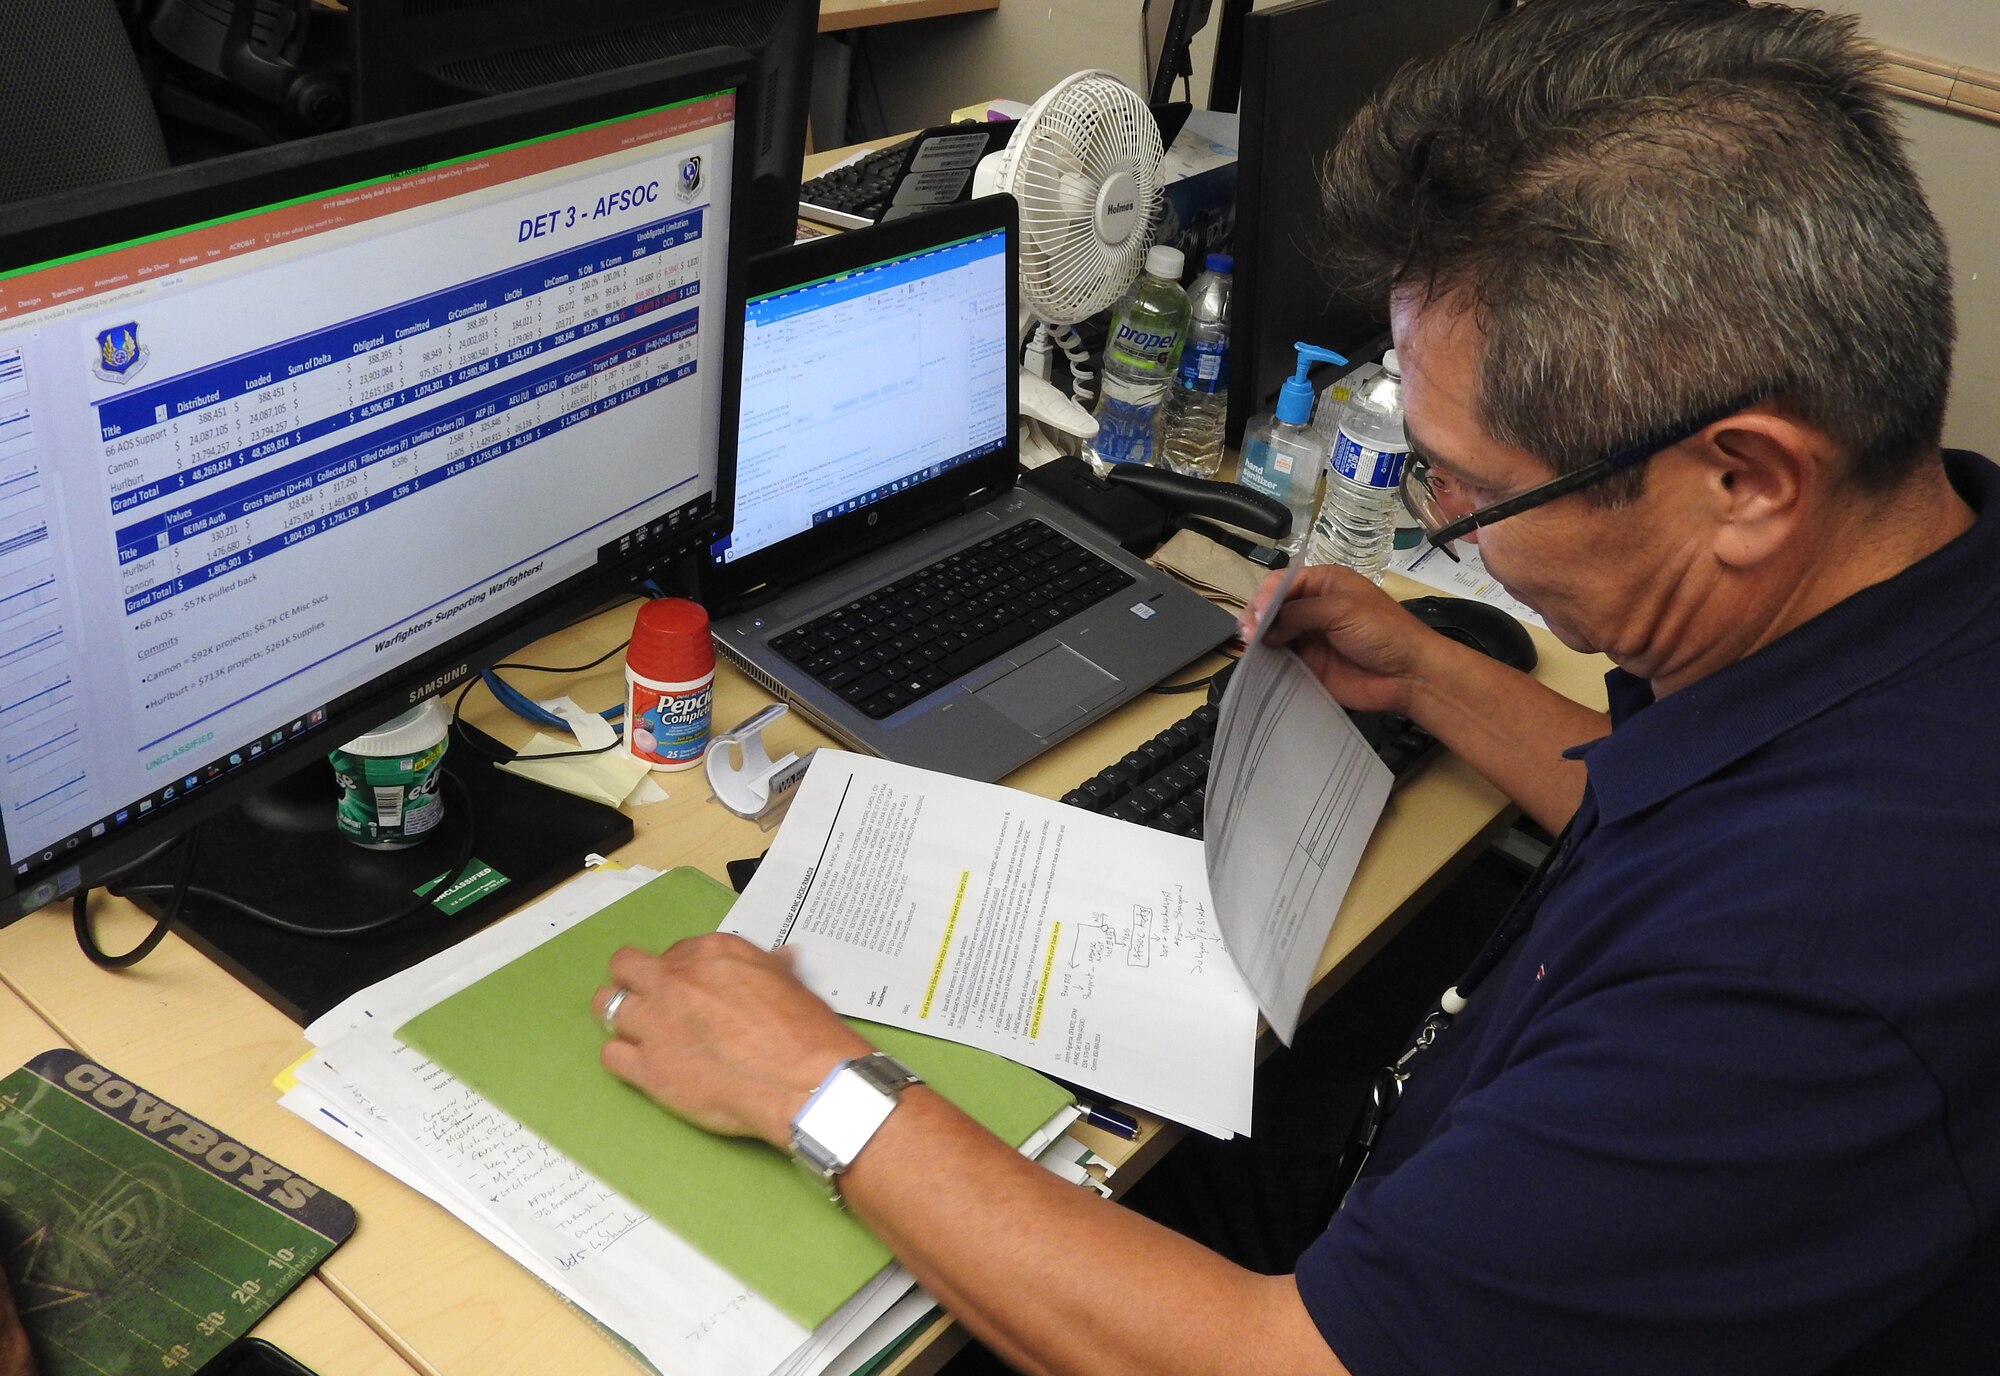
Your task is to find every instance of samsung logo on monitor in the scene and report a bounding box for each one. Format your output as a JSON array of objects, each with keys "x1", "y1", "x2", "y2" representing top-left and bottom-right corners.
[{"x1": 410, "y1": 664, "x2": 470, "y2": 703}]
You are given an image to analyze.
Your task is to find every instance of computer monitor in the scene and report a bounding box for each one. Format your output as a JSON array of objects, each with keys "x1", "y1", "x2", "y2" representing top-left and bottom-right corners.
[
  {"x1": 1226, "y1": 0, "x2": 1504, "y2": 444},
  {"x1": 1143, "y1": 0, "x2": 1213, "y2": 109},
  {"x1": 0, "y1": 55, "x2": 753, "y2": 973},
  {"x1": 347, "y1": 0, "x2": 815, "y2": 255}
]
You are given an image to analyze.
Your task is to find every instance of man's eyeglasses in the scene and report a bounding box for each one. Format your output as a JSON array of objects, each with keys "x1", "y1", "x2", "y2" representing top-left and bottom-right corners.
[{"x1": 1397, "y1": 393, "x2": 1767, "y2": 560}]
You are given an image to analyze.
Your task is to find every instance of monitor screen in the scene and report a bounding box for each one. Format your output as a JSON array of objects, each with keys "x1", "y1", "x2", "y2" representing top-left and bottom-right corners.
[
  {"x1": 0, "y1": 52, "x2": 753, "y2": 927},
  {"x1": 717, "y1": 223, "x2": 1012, "y2": 565},
  {"x1": 347, "y1": 0, "x2": 816, "y2": 255}
]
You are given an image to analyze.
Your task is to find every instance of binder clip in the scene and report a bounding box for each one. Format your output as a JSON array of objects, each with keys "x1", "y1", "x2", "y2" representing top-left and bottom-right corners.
[{"x1": 704, "y1": 703, "x2": 814, "y2": 827}]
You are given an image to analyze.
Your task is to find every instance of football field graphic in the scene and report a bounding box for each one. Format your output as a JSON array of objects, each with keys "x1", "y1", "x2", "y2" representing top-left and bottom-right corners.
[{"x1": 0, "y1": 1050, "x2": 353, "y2": 1374}]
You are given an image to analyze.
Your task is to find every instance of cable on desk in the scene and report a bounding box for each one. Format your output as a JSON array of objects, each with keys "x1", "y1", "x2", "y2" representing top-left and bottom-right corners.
[
  {"x1": 73, "y1": 830, "x2": 199, "y2": 969},
  {"x1": 1148, "y1": 652, "x2": 1238, "y2": 695},
  {"x1": 1047, "y1": 323, "x2": 1099, "y2": 406},
  {"x1": 106, "y1": 772, "x2": 481, "y2": 939},
  {"x1": 448, "y1": 595, "x2": 647, "y2": 764}
]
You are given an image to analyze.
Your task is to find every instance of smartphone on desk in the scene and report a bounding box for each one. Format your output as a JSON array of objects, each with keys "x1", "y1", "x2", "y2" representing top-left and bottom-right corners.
[{"x1": 196, "y1": 1338, "x2": 321, "y2": 1376}]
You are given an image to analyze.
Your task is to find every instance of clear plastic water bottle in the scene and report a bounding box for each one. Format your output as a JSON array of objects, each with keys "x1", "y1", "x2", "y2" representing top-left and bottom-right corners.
[
  {"x1": 1087, "y1": 244, "x2": 1190, "y2": 468},
  {"x1": 1157, "y1": 253, "x2": 1232, "y2": 478},
  {"x1": 1307, "y1": 349, "x2": 1411, "y2": 581}
]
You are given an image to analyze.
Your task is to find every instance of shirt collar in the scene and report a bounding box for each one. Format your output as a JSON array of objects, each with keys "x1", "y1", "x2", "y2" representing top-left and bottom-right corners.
[{"x1": 1567, "y1": 451, "x2": 1999, "y2": 827}]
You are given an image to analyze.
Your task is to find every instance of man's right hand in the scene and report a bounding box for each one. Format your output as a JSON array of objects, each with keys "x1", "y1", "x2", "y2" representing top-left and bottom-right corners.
[
  {"x1": 1242, "y1": 562, "x2": 1604, "y2": 834},
  {"x1": 1241, "y1": 564, "x2": 1443, "y2": 717}
]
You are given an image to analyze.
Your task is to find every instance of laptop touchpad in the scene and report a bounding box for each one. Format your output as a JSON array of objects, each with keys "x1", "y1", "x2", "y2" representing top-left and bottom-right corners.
[{"x1": 973, "y1": 644, "x2": 1120, "y2": 737}]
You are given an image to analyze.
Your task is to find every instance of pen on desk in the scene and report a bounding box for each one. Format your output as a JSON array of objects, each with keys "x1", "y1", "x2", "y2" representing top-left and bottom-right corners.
[
  {"x1": 1407, "y1": 541, "x2": 1439, "y2": 573},
  {"x1": 1077, "y1": 1100, "x2": 1139, "y2": 1140}
]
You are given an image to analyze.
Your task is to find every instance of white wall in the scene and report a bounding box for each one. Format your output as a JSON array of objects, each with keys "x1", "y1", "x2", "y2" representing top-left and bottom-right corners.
[
  {"x1": 1831, "y1": 1, "x2": 2000, "y2": 452},
  {"x1": 863, "y1": 0, "x2": 1997, "y2": 450}
]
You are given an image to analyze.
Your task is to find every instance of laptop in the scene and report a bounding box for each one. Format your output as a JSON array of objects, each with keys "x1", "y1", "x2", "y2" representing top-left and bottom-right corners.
[{"x1": 705, "y1": 196, "x2": 1236, "y2": 782}]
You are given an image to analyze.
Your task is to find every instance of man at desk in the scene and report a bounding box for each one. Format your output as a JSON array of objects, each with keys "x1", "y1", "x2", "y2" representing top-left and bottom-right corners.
[{"x1": 591, "y1": 1, "x2": 1999, "y2": 1371}]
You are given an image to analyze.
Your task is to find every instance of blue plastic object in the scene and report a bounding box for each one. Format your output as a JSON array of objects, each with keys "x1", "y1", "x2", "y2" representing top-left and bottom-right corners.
[{"x1": 1275, "y1": 340, "x2": 1347, "y2": 425}]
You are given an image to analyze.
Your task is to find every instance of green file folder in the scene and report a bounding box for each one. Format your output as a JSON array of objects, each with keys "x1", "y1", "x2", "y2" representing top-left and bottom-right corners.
[{"x1": 399, "y1": 866, "x2": 1073, "y2": 1329}]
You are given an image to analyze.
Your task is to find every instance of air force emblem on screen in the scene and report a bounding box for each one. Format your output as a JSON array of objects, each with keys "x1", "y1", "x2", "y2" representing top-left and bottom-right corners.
[
  {"x1": 93, "y1": 323, "x2": 149, "y2": 384},
  {"x1": 677, "y1": 155, "x2": 704, "y2": 202}
]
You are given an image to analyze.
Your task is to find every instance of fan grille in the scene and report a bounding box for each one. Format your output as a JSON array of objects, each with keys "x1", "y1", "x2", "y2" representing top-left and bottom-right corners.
[{"x1": 1000, "y1": 73, "x2": 1164, "y2": 325}]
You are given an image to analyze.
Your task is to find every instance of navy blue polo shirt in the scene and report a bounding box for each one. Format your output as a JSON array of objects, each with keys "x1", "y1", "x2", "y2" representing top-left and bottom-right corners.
[{"x1": 1296, "y1": 452, "x2": 2000, "y2": 1375}]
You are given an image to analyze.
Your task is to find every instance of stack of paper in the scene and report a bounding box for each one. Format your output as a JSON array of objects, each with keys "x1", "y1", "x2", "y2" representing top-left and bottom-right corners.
[
  {"x1": 280, "y1": 864, "x2": 1079, "y2": 1376},
  {"x1": 399, "y1": 867, "x2": 1078, "y2": 1328}
]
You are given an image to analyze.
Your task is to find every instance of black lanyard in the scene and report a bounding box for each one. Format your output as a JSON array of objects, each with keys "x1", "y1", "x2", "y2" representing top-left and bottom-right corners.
[{"x1": 1328, "y1": 816, "x2": 1582, "y2": 1204}]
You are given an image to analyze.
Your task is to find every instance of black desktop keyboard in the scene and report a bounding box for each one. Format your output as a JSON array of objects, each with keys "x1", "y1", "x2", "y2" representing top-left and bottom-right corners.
[
  {"x1": 797, "y1": 137, "x2": 915, "y2": 226},
  {"x1": 769, "y1": 519, "x2": 1134, "y2": 721},
  {"x1": 1060, "y1": 670, "x2": 1442, "y2": 840}
]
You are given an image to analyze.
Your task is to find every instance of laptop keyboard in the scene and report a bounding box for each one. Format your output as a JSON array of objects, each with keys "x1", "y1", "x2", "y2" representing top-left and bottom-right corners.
[{"x1": 769, "y1": 519, "x2": 1135, "y2": 720}]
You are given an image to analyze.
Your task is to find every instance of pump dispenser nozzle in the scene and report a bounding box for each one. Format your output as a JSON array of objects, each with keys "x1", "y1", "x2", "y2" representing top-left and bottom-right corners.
[{"x1": 1276, "y1": 341, "x2": 1349, "y2": 426}]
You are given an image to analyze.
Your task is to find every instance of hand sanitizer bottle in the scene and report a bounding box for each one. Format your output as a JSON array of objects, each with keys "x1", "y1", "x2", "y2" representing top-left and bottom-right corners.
[{"x1": 1235, "y1": 341, "x2": 1346, "y2": 557}]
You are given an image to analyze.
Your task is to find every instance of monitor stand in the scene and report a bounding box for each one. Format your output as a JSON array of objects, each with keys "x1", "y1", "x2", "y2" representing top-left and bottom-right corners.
[{"x1": 114, "y1": 723, "x2": 633, "y2": 1025}]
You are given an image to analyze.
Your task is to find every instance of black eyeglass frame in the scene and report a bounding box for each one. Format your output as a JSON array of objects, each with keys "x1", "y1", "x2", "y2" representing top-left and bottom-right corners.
[{"x1": 1403, "y1": 392, "x2": 1771, "y2": 559}]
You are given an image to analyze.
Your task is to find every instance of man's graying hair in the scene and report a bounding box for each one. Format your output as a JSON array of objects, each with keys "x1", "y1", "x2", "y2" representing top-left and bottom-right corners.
[{"x1": 1318, "y1": 0, "x2": 1954, "y2": 495}]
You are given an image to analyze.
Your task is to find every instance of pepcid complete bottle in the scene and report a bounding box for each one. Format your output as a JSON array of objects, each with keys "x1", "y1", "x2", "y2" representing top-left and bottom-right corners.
[{"x1": 624, "y1": 598, "x2": 715, "y2": 770}]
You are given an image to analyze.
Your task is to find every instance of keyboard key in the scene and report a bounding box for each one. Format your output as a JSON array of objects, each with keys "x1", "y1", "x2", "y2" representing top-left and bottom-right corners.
[
  {"x1": 771, "y1": 520, "x2": 1133, "y2": 716},
  {"x1": 1057, "y1": 687, "x2": 1442, "y2": 841}
]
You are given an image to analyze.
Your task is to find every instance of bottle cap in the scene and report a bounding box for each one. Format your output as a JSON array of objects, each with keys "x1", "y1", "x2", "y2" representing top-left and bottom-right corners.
[
  {"x1": 1382, "y1": 348, "x2": 1401, "y2": 377},
  {"x1": 628, "y1": 597, "x2": 714, "y2": 682},
  {"x1": 338, "y1": 697, "x2": 449, "y2": 758},
  {"x1": 1205, "y1": 253, "x2": 1233, "y2": 273},
  {"x1": 1144, "y1": 244, "x2": 1184, "y2": 280},
  {"x1": 1278, "y1": 340, "x2": 1349, "y2": 425}
]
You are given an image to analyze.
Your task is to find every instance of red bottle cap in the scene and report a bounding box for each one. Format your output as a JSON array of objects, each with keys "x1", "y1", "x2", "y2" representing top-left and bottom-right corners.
[{"x1": 627, "y1": 597, "x2": 713, "y2": 683}]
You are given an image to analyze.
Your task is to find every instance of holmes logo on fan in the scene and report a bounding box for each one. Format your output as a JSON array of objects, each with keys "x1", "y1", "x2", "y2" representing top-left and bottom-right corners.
[{"x1": 1105, "y1": 199, "x2": 1135, "y2": 215}]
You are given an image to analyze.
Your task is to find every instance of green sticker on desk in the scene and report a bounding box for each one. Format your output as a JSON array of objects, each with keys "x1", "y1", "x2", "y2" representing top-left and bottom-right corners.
[
  {"x1": 399, "y1": 866, "x2": 1073, "y2": 1329},
  {"x1": 0, "y1": 1050, "x2": 354, "y2": 1375}
]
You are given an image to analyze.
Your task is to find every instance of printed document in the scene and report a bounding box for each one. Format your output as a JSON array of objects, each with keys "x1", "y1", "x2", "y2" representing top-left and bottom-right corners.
[
  {"x1": 1203, "y1": 564, "x2": 1395, "y2": 1044},
  {"x1": 723, "y1": 754, "x2": 1258, "y2": 1137}
]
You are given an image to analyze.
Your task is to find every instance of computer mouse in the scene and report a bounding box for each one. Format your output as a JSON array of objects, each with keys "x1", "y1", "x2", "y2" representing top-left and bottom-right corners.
[{"x1": 1400, "y1": 595, "x2": 1538, "y2": 673}]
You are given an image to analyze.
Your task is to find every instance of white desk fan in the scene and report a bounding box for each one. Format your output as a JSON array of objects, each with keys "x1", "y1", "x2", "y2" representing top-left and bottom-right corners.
[{"x1": 971, "y1": 70, "x2": 1166, "y2": 464}]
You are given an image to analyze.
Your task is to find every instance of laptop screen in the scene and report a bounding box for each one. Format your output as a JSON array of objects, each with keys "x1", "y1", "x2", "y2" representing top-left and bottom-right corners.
[{"x1": 715, "y1": 224, "x2": 1011, "y2": 564}]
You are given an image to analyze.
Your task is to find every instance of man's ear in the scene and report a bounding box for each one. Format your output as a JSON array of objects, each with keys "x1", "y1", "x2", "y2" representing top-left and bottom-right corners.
[{"x1": 1692, "y1": 411, "x2": 1818, "y2": 569}]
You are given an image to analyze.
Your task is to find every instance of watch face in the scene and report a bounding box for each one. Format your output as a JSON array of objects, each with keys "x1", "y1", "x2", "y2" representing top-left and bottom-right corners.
[{"x1": 789, "y1": 1054, "x2": 920, "y2": 1188}]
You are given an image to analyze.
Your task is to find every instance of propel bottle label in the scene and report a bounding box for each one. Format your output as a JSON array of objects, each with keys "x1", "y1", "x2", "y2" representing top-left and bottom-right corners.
[{"x1": 1109, "y1": 320, "x2": 1179, "y2": 373}]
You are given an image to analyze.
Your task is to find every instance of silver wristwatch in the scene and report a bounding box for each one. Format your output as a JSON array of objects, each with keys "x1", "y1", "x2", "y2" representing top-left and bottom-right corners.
[{"x1": 790, "y1": 1051, "x2": 922, "y2": 1202}]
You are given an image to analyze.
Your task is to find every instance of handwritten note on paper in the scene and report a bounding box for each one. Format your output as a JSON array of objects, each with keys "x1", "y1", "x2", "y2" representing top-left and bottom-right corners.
[
  {"x1": 283, "y1": 866, "x2": 923, "y2": 1376},
  {"x1": 296, "y1": 1031, "x2": 814, "y2": 1376},
  {"x1": 723, "y1": 752, "x2": 1258, "y2": 1137}
]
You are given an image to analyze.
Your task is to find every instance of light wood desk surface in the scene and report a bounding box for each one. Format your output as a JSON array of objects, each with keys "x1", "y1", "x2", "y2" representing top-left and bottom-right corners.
[
  {"x1": 0, "y1": 968, "x2": 416, "y2": 1375},
  {"x1": 0, "y1": 575, "x2": 1605, "y2": 1375},
  {"x1": 819, "y1": 0, "x2": 999, "y2": 34}
]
